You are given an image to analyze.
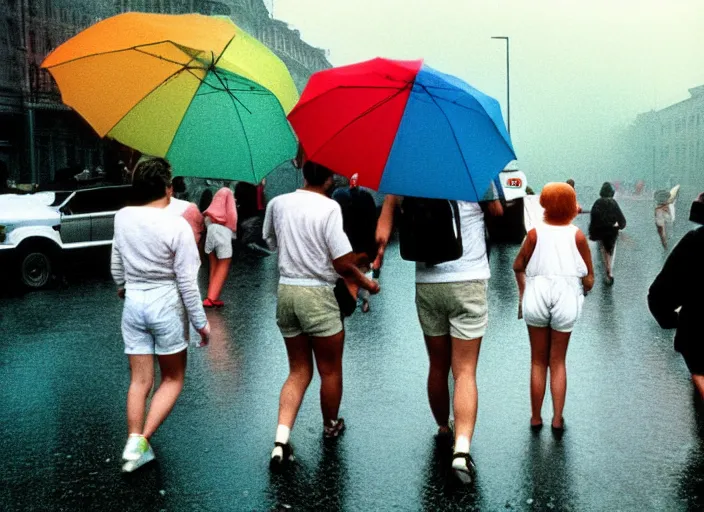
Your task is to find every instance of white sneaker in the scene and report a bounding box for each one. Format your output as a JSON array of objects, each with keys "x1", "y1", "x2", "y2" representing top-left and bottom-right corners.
[{"x1": 121, "y1": 434, "x2": 155, "y2": 472}]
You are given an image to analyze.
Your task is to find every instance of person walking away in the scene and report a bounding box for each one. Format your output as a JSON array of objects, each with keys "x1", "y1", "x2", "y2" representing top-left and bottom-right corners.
[
  {"x1": 648, "y1": 193, "x2": 704, "y2": 398},
  {"x1": 203, "y1": 187, "x2": 237, "y2": 308},
  {"x1": 235, "y1": 179, "x2": 271, "y2": 254},
  {"x1": 111, "y1": 158, "x2": 210, "y2": 473},
  {"x1": 513, "y1": 183, "x2": 594, "y2": 436},
  {"x1": 566, "y1": 179, "x2": 589, "y2": 214},
  {"x1": 588, "y1": 182, "x2": 626, "y2": 285},
  {"x1": 263, "y1": 162, "x2": 379, "y2": 469},
  {"x1": 332, "y1": 173, "x2": 378, "y2": 313},
  {"x1": 166, "y1": 187, "x2": 205, "y2": 246},
  {"x1": 654, "y1": 184, "x2": 680, "y2": 250},
  {"x1": 374, "y1": 191, "x2": 503, "y2": 484}
]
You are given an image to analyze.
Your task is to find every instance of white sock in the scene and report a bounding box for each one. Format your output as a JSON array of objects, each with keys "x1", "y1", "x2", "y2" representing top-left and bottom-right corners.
[
  {"x1": 275, "y1": 425, "x2": 290, "y2": 446},
  {"x1": 454, "y1": 435, "x2": 470, "y2": 455}
]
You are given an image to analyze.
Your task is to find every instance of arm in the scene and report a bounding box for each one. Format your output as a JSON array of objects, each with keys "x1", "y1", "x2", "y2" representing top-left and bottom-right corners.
[
  {"x1": 110, "y1": 241, "x2": 126, "y2": 298},
  {"x1": 512, "y1": 229, "x2": 537, "y2": 298},
  {"x1": 575, "y1": 229, "x2": 594, "y2": 293},
  {"x1": 327, "y1": 205, "x2": 379, "y2": 294},
  {"x1": 616, "y1": 203, "x2": 627, "y2": 230},
  {"x1": 173, "y1": 224, "x2": 208, "y2": 332},
  {"x1": 485, "y1": 199, "x2": 504, "y2": 217},
  {"x1": 648, "y1": 233, "x2": 691, "y2": 328},
  {"x1": 333, "y1": 252, "x2": 380, "y2": 294},
  {"x1": 262, "y1": 201, "x2": 277, "y2": 251},
  {"x1": 372, "y1": 194, "x2": 400, "y2": 270}
]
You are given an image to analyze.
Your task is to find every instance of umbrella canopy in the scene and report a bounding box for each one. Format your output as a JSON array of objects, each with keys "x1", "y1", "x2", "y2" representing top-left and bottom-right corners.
[
  {"x1": 288, "y1": 58, "x2": 516, "y2": 201},
  {"x1": 42, "y1": 12, "x2": 298, "y2": 183}
]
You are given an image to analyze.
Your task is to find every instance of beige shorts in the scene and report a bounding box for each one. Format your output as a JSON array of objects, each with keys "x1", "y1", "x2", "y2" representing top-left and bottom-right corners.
[
  {"x1": 415, "y1": 280, "x2": 488, "y2": 340},
  {"x1": 276, "y1": 284, "x2": 343, "y2": 338}
]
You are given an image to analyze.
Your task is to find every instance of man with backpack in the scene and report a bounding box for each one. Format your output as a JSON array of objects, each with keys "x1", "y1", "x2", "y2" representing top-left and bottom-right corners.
[{"x1": 373, "y1": 192, "x2": 502, "y2": 484}]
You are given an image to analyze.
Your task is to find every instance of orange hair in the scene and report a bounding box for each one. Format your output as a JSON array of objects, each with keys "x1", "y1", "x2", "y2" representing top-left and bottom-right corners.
[{"x1": 540, "y1": 182, "x2": 578, "y2": 225}]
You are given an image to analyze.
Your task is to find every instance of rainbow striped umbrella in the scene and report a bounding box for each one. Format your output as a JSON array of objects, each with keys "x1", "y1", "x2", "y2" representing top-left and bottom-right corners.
[{"x1": 42, "y1": 12, "x2": 298, "y2": 183}]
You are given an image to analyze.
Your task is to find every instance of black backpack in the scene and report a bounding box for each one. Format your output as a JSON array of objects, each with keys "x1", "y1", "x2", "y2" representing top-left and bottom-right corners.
[{"x1": 399, "y1": 197, "x2": 463, "y2": 266}]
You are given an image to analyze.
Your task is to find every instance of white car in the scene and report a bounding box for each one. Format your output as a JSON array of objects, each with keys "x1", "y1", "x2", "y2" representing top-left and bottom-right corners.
[{"x1": 0, "y1": 185, "x2": 131, "y2": 289}]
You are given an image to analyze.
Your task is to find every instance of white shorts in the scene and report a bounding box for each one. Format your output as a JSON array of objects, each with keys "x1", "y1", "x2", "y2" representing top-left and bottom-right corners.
[
  {"x1": 122, "y1": 285, "x2": 189, "y2": 355},
  {"x1": 522, "y1": 276, "x2": 584, "y2": 333},
  {"x1": 205, "y1": 222, "x2": 234, "y2": 259}
]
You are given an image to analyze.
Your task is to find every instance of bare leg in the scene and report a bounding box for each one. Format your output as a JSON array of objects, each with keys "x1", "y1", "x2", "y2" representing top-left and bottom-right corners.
[
  {"x1": 451, "y1": 336, "x2": 482, "y2": 442},
  {"x1": 126, "y1": 355, "x2": 155, "y2": 435},
  {"x1": 277, "y1": 334, "x2": 314, "y2": 428},
  {"x1": 599, "y1": 242, "x2": 613, "y2": 278},
  {"x1": 692, "y1": 374, "x2": 704, "y2": 400},
  {"x1": 207, "y1": 258, "x2": 232, "y2": 302},
  {"x1": 424, "y1": 334, "x2": 452, "y2": 428},
  {"x1": 528, "y1": 326, "x2": 550, "y2": 426},
  {"x1": 549, "y1": 330, "x2": 572, "y2": 427},
  {"x1": 312, "y1": 330, "x2": 345, "y2": 423},
  {"x1": 657, "y1": 225, "x2": 668, "y2": 249},
  {"x1": 143, "y1": 350, "x2": 187, "y2": 439},
  {"x1": 207, "y1": 253, "x2": 218, "y2": 299}
]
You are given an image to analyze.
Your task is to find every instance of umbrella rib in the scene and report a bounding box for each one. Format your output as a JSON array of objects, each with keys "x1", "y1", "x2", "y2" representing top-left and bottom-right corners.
[
  {"x1": 209, "y1": 70, "x2": 252, "y2": 115},
  {"x1": 296, "y1": 84, "x2": 411, "y2": 162},
  {"x1": 44, "y1": 40, "x2": 203, "y2": 69},
  {"x1": 103, "y1": 66, "x2": 194, "y2": 139},
  {"x1": 417, "y1": 84, "x2": 480, "y2": 200}
]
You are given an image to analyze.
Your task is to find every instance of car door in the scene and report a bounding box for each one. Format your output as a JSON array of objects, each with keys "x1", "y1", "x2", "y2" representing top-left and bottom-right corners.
[
  {"x1": 88, "y1": 187, "x2": 130, "y2": 243},
  {"x1": 59, "y1": 191, "x2": 92, "y2": 246}
]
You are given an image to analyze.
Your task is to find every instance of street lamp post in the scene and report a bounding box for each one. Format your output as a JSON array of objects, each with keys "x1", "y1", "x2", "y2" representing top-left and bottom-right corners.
[{"x1": 491, "y1": 36, "x2": 510, "y2": 134}]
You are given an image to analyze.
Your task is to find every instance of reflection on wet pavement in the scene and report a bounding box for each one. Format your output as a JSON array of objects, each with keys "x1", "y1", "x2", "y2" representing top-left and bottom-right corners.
[{"x1": 2, "y1": 198, "x2": 704, "y2": 510}]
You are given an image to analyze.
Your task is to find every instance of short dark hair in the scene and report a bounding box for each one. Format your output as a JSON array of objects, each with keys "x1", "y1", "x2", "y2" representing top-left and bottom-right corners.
[
  {"x1": 302, "y1": 161, "x2": 333, "y2": 186},
  {"x1": 132, "y1": 158, "x2": 172, "y2": 204},
  {"x1": 599, "y1": 182, "x2": 615, "y2": 198}
]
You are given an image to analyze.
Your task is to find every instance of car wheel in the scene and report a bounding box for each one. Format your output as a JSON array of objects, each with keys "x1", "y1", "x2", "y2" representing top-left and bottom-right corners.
[{"x1": 20, "y1": 250, "x2": 53, "y2": 289}]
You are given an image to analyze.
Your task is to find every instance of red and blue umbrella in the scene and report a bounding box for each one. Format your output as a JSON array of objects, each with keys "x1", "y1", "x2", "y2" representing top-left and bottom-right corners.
[{"x1": 288, "y1": 58, "x2": 516, "y2": 201}]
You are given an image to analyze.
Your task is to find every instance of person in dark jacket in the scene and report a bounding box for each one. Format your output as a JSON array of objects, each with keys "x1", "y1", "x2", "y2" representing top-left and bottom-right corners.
[
  {"x1": 649, "y1": 193, "x2": 704, "y2": 398},
  {"x1": 332, "y1": 173, "x2": 378, "y2": 312},
  {"x1": 588, "y1": 182, "x2": 627, "y2": 285}
]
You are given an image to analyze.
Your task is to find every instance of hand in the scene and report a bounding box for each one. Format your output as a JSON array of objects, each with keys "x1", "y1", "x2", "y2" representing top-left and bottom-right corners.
[
  {"x1": 582, "y1": 275, "x2": 594, "y2": 294},
  {"x1": 197, "y1": 322, "x2": 211, "y2": 347},
  {"x1": 517, "y1": 301, "x2": 523, "y2": 320},
  {"x1": 367, "y1": 280, "x2": 381, "y2": 295},
  {"x1": 117, "y1": 288, "x2": 125, "y2": 299},
  {"x1": 371, "y1": 243, "x2": 386, "y2": 271}
]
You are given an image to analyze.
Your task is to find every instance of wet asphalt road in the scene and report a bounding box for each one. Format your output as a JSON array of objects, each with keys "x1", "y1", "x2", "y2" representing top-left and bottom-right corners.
[{"x1": 2, "y1": 197, "x2": 704, "y2": 511}]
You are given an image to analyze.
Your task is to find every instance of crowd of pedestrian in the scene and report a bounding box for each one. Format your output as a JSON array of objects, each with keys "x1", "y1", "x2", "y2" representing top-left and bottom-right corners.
[{"x1": 109, "y1": 156, "x2": 700, "y2": 485}]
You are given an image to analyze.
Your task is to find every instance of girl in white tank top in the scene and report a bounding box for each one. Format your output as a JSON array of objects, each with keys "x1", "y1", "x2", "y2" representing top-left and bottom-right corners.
[{"x1": 513, "y1": 183, "x2": 595, "y2": 435}]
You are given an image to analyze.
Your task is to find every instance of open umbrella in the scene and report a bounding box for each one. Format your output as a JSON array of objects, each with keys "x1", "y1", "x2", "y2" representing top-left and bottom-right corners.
[
  {"x1": 288, "y1": 58, "x2": 516, "y2": 201},
  {"x1": 42, "y1": 12, "x2": 298, "y2": 183}
]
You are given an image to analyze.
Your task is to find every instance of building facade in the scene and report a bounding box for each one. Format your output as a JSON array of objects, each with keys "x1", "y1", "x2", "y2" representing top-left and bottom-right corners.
[
  {"x1": 0, "y1": 0, "x2": 331, "y2": 185},
  {"x1": 622, "y1": 85, "x2": 704, "y2": 194}
]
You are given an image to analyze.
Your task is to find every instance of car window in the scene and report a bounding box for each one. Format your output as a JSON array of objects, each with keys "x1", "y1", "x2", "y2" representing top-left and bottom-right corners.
[
  {"x1": 50, "y1": 192, "x2": 73, "y2": 207},
  {"x1": 64, "y1": 187, "x2": 130, "y2": 214}
]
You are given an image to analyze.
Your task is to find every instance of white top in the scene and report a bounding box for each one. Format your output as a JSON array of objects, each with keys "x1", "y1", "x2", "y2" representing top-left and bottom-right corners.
[
  {"x1": 525, "y1": 224, "x2": 588, "y2": 279},
  {"x1": 165, "y1": 197, "x2": 191, "y2": 216},
  {"x1": 416, "y1": 201, "x2": 491, "y2": 283},
  {"x1": 263, "y1": 189, "x2": 353, "y2": 286},
  {"x1": 111, "y1": 206, "x2": 207, "y2": 329}
]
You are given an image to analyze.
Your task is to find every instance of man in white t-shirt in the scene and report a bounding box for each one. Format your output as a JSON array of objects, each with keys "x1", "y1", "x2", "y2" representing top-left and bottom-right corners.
[
  {"x1": 263, "y1": 162, "x2": 379, "y2": 470},
  {"x1": 374, "y1": 192, "x2": 502, "y2": 484}
]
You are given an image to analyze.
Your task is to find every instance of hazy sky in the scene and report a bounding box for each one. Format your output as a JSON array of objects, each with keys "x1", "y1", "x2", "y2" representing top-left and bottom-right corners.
[{"x1": 273, "y1": 0, "x2": 704, "y2": 186}]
